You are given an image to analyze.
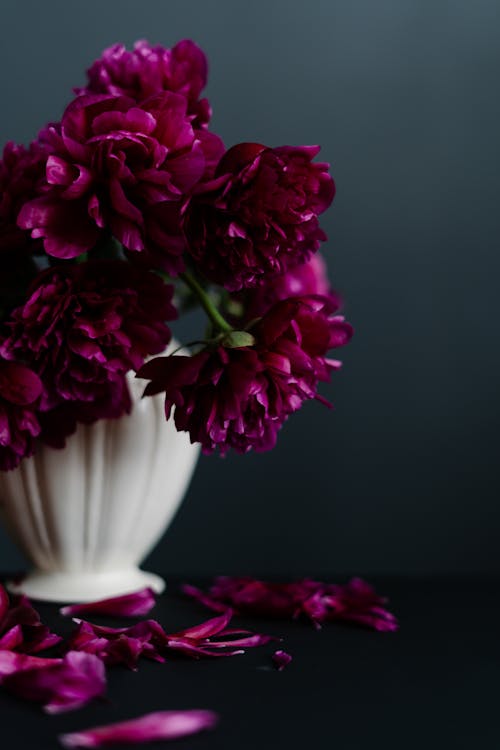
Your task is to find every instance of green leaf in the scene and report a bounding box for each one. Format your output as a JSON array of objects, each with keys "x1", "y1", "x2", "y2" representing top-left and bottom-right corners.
[{"x1": 222, "y1": 330, "x2": 256, "y2": 348}]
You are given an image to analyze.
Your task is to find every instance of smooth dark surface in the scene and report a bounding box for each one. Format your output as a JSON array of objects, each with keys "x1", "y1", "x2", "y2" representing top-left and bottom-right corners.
[
  {"x1": 1, "y1": 1, "x2": 500, "y2": 576},
  {"x1": 1, "y1": 578, "x2": 499, "y2": 749}
]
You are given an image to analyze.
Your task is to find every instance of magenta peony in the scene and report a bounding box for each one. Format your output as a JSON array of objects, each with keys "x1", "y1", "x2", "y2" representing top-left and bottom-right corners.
[
  {"x1": 1, "y1": 261, "x2": 175, "y2": 446},
  {"x1": 0, "y1": 142, "x2": 48, "y2": 308},
  {"x1": 242, "y1": 252, "x2": 339, "y2": 319},
  {"x1": 0, "y1": 141, "x2": 47, "y2": 255},
  {"x1": 138, "y1": 295, "x2": 352, "y2": 454},
  {"x1": 184, "y1": 142, "x2": 335, "y2": 291},
  {"x1": 0, "y1": 359, "x2": 42, "y2": 470},
  {"x1": 79, "y1": 39, "x2": 212, "y2": 128},
  {"x1": 18, "y1": 92, "x2": 217, "y2": 272}
]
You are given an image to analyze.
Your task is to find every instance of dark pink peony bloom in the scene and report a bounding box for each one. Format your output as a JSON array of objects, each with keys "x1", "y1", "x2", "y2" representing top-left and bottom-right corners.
[
  {"x1": 18, "y1": 92, "x2": 215, "y2": 272},
  {"x1": 242, "y1": 253, "x2": 339, "y2": 319},
  {"x1": 59, "y1": 709, "x2": 219, "y2": 748},
  {"x1": 2, "y1": 650, "x2": 106, "y2": 713},
  {"x1": 0, "y1": 359, "x2": 43, "y2": 470},
  {"x1": 183, "y1": 577, "x2": 398, "y2": 631},
  {"x1": 138, "y1": 295, "x2": 352, "y2": 455},
  {"x1": 0, "y1": 140, "x2": 46, "y2": 256},
  {"x1": 184, "y1": 142, "x2": 335, "y2": 291},
  {"x1": 1, "y1": 261, "x2": 175, "y2": 446},
  {"x1": 272, "y1": 649, "x2": 292, "y2": 671},
  {"x1": 60, "y1": 588, "x2": 156, "y2": 618},
  {"x1": 79, "y1": 39, "x2": 212, "y2": 128},
  {"x1": 0, "y1": 585, "x2": 61, "y2": 652}
]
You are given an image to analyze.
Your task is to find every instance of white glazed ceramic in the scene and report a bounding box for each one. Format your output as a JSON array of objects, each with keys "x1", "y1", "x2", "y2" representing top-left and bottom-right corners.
[{"x1": 0, "y1": 343, "x2": 199, "y2": 602}]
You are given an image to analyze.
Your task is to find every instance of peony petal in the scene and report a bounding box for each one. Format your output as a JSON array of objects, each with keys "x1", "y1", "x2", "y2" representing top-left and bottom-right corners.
[
  {"x1": 0, "y1": 593, "x2": 62, "y2": 653},
  {"x1": 180, "y1": 584, "x2": 230, "y2": 614},
  {"x1": 183, "y1": 577, "x2": 398, "y2": 630},
  {"x1": 3, "y1": 651, "x2": 106, "y2": 713},
  {"x1": 0, "y1": 625, "x2": 24, "y2": 650},
  {"x1": 164, "y1": 639, "x2": 245, "y2": 659},
  {"x1": 60, "y1": 588, "x2": 156, "y2": 618},
  {"x1": 59, "y1": 709, "x2": 219, "y2": 748},
  {"x1": 165, "y1": 610, "x2": 272, "y2": 658},
  {"x1": 172, "y1": 610, "x2": 232, "y2": 640},
  {"x1": 0, "y1": 650, "x2": 62, "y2": 678},
  {"x1": 272, "y1": 649, "x2": 292, "y2": 671},
  {"x1": 65, "y1": 618, "x2": 168, "y2": 669}
]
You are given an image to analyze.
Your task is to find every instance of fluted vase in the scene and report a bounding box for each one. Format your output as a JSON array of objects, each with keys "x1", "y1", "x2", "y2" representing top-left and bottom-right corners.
[{"x1": 0, "y1": 349, "x2": 199, "y2": 603}]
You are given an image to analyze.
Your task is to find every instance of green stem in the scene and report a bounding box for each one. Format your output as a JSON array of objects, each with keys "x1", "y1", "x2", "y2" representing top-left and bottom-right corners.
[{"x1": 179, "y1": 271, "x2": 233, "y2": 333}]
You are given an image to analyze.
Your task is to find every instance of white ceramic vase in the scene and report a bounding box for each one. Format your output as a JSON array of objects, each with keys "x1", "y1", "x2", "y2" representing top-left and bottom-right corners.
[{"x1": 0, "y1": 346, "x2": 199, "y2": 603}]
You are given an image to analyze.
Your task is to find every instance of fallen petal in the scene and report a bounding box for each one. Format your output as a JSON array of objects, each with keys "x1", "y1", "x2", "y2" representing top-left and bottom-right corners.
[
  {"x1": 65, "y1": 619, "x2": 168, "y2": 669},
  {"x1": 272, "y1": 649, "x2": 292, "y2": 671},
  {"x1": 180, "y1": 584, "x2": 231, "y2": 614},
  {"x1": 0, "y1": 594, "x2": 62, "y2": 653},
  {"x1": 183, "y1": 577, "x2": 399, "y2": 630},
  {"x1": 59, "y1": 709, "x2": 219, "y2": 747},
  {"x1": 172, "y1": 610, "x2": 233, "y2": 640},
  {"x1": 0, "y1": 650, "x2": 62, "y2": 678},
  {"x1": 3, "y1": 650, "x2": 106, "y2": 713},
  {"x1": 60, "y1": 588, "x2": 156, "y2": 618},
  {"x1": 0, "y1": 625, "x2": 24, "y2": 650},
  {"x1": 165, "y1": 611, "x2": 273, "y2": 658}
]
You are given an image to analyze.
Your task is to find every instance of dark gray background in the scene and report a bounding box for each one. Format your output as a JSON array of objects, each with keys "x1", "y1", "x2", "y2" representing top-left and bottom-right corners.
[{"x1": 0, "y1": 0, "x2": 499, "y2": 577}]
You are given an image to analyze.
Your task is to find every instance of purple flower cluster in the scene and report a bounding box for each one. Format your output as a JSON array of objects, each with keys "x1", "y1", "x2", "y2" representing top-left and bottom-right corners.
[
  {"x1": 79, "y1": 39, "x2": 211, "y2": 128},
  {"x1": 184, "y1": 142, "x2": 335, "y2": 291},
  {"x1": 139, "y1": 295, "x2": 352, "y2": 454},
  {"x1": 0, "y1": 37, "x2": 351, "y2": 467},
  {"x1": 1, "y1": 261, "x2": 175, "y2": 449},
  {"x1": 18, "y1": 93, "x2": 221, "y2": 272}
]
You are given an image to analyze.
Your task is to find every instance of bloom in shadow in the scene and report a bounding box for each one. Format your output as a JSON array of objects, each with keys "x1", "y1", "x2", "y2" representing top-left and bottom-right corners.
[
  {"x1": 184, "y1": 142, "x2": 335, "y2": 290},
  {"x1": 18, "y1": 92, "x2": 212, "y2": 271},
  {"x1": 1, "y1": 261, "x2": 175, "y2": 447},
  {"x1": 0, "y1": 140, "x2": 46, "y2": 256},
  {"x1": 0, "y1": 360, "x2": 43, "y2": 470},
  {"x1": 241, "y1": 253, "x2": 339, "y2": 319},
  {"x1": 138, "y1": 295, "x2": 352, "y2": 454}
]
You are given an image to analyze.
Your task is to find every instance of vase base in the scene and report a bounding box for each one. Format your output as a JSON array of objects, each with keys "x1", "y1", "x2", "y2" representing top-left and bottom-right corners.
[{"x1": 6, "y1": 568, "x2": 166, "y2": 603}]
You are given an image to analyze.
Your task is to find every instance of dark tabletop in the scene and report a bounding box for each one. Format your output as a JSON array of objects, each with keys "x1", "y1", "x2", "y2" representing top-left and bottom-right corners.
[{"x1": 1, "y1": 577, "x2": 499, "y2": 749}]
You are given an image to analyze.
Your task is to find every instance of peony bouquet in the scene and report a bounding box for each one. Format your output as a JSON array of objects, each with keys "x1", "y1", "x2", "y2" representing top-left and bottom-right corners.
[{"x1": 0, "y1": 39, "x2": 353, "y2": 471}]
